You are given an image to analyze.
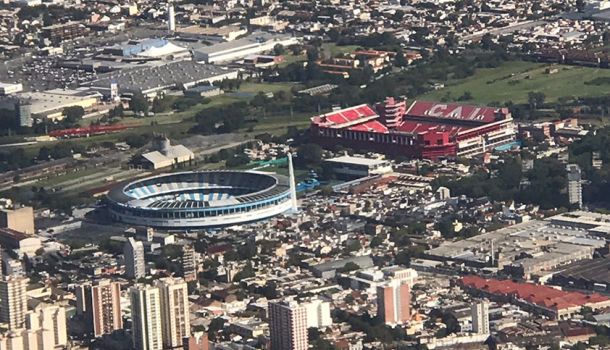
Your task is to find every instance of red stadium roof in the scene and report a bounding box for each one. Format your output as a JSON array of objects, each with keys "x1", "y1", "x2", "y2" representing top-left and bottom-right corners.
[
  {"x1": 349, "y1": 120, "x2": 388, "y2": 133},
  {"x1": 406, "y1": 101, "x2": 504, "y2": 123},
  {"x1": 397, "y1": 120, "x2": 466, "y2": 136},
  {"x1": 311, "y1": 104, "x2": 380, "y2": 128},
  {"x1": 459, "y1": 276, "x2": 609, "y2": 311},
  {"x1": 311, "y1": 101, "x2": 509, "y2": 137}
]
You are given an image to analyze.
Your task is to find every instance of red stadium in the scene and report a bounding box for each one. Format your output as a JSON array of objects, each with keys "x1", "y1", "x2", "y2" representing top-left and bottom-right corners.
[{"x1": 310, "y1": 97, "x2": 517, "y2": 159}]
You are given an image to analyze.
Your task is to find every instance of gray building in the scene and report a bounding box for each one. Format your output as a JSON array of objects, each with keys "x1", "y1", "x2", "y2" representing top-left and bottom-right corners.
[
  {"x1": 124, "y1": 237, "x2": 146, "y2": 279},
  {"x1": 567, "y1": 163, "x2": 583, "y2": 209}
]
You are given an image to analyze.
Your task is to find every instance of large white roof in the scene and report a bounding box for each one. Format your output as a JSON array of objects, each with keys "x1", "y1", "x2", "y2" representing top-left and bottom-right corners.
[{"x1": 137, "y1": 42, "x2": 188, "y2": 58}]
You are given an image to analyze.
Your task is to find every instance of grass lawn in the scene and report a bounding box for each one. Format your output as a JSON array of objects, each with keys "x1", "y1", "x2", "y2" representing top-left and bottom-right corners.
[
  {"x1": 321, "y1": 43, "x2": 360, "y2": 57},
  {"x1": 418, "y1": 60, "x2": 610, "y2": 104},
  {"x1": 15, "y1": 81, "x2": 301, "y2": 154},
  {"x1": 238, "y1": 82, "x2": 301, "y2": 94},
  {"x1": 251, "y1": 112, "x2": 312, "y2": 132},
  {"x1": 279, "y1": 53, "x2": 306, "y2": 67}
]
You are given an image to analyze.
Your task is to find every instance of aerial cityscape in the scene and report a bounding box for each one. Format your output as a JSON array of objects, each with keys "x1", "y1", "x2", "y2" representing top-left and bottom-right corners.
[{"x1": 4, "y1": 0, "x2": 610, "y2": 349}]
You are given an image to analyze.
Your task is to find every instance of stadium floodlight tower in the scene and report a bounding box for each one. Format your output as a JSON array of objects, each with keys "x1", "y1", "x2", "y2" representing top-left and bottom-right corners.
[{"x1": 288, "y1": 152, "x2": 299, "y2": 213}]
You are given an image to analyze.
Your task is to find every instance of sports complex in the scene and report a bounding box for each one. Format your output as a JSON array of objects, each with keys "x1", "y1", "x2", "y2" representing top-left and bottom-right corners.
[{"x1": 105, "y1": 169, "x2": 297, "y2": 228}]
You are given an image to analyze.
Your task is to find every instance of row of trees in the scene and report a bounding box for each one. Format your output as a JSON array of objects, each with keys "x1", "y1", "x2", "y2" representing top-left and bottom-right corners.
[
  {"x1": 434, "y1": 156, "x2": 569, "y2": 210},
  {"x1": 192, "y1": 102, "x2": 249, "y2": 135}
]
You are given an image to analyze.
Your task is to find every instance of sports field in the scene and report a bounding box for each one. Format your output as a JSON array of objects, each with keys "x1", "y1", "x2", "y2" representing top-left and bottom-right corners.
[{"x1": 418, "y1": 60, "x2": 610, "y2": 104}]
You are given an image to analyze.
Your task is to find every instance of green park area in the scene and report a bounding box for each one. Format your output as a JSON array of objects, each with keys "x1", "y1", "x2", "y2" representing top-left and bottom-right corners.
[
  {"x1": 418, "y1": 60, "x2": 610, "y2": 105},
  {"x1": 16, "y1": 81, "x2": 308, "y2": 156}
]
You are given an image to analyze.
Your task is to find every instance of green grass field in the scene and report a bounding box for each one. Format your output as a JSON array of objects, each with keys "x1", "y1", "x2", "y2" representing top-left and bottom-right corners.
[
  {"x1": 238, "y1": 82, "x2": 300, "y2": 94},
  {"x1": 418, "y1": 61, "x2": 610, "y2": 104},
  {"x1": 321, "y1": 43, "x2": 360, "y2": 57}
]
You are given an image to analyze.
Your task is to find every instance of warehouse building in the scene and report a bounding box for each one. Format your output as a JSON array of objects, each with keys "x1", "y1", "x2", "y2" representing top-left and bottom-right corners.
[
  {"x1": 89, "y1": 61, "x2": 238, "y2": 98},
  {"x1": 17, "y1": 89, "x2": 102, "y2": 120},
  {"x1": 139, "y1": 135, "x2": 194, "y2": 170},
  {"x1": 192, "y1": 32, "x2": 300, "y2": 64},
  {"x1": 426, "y1": 214, "x2": 607, "y2": 279}
]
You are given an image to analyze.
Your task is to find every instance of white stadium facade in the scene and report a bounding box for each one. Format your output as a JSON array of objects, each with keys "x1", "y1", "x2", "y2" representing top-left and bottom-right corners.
[{"x1": 105, "y1": 167, "x2": 298, "y2": 229}]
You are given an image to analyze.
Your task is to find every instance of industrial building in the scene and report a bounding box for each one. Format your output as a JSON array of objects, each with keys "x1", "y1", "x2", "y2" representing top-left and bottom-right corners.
[
  {"x1": 458, "y1": 276, "x2": 610, "y2": 320},
  {"x1": 310, "y1": 98, "x2": 517, "y2": 160},
  {"x1": 140, "y1": 136, "x2": 194, "y2": 170},
  {"x1": 17, "y1": 89, "x2": 102, "y2": 120},
  {"x1": 176, "y1": 25, "x2": 248, "y2": 42},
  {"x1": 426, "y1": 213, "x2": 608, "y2": 279},
  {"x1": 101, "y1": 38, "x2": 189, "y2": 60},
  {"x1": 89, "y1": 61, "x2": 238, "y2": 98},
  {"x1": 192, "y1": 32, "x2": 300, "y2": 64}
]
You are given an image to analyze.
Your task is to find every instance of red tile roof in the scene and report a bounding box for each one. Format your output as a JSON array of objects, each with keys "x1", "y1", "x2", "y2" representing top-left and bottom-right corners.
[{"x1": 459, "y1": 276, "x2": 609, "y2": 311}]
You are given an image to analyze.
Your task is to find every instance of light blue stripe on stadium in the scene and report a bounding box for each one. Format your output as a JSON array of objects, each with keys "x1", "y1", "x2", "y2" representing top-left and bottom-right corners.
[
  {"x1": 147, "y1": 185, "x2": 155, "y2": 194},
  {"x1": 189, "y1": 193, "x2": 196, "y2": 200}
]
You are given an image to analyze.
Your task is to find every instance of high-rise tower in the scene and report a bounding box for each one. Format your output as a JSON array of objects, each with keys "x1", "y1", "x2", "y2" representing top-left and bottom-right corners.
[
  {"x1": 167, "y1": 2, "x2": 175, "y2": 33},
  {"x1": 287, "y1": 153, "x2": 298, "y2": 213}
]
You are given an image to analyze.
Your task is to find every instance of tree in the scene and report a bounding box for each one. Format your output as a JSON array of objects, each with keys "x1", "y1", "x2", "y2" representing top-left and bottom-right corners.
[
  {"x1": 481, "y1": 33, "x2": 494, "y2": 50},
  {"x1": 370, "y1": 235, "x2": 384, "y2": 248},
  {"x1": 273, "y1": 43, "x2": 285, "y2": 56},
  {"x1": 576, "y1": 0, "x2": 586, "y2": 12},
  {"x1": 124, "y1": 133, "x2": 151, "y2": 148},
  {"x1": 63, "y1": 106, "x2": 85, "y2": 124},
  {"x1": 395, "y1": 51, "x2": 408, "y2": 67},
  {"x1": 344, "y1": 240, "x2": 362, "y2": 253},
  {"x1": 38, "y1": 146, "x2": 51, "y2": 160},
  {"x1": 307, "y1": 47, "x2": 319, "y2": 62},
  {"x1": 109, "y1": 105, "x2": 124, "y2": 118},
  {"x1": 338, "y1": 262, "x2": 360, "y2": 273},
  {"x1": 129, "y1": 93, "x2": 149, "y2": 114},
  {"x1": 527, "y1": 91, "x2": 546, "y2": 110},
  {"x1": 208, "y1": 317, "x2": 226, "y2": 342},
  {"x1": 297, "y1": 143, "x2": 323, "y2": 166},
  {"x1": 152, "y1": 96, "x2": 172, "y2": 113},
  {"x1": 233, "y1": 263, "x2": 255, "y2": 282}
]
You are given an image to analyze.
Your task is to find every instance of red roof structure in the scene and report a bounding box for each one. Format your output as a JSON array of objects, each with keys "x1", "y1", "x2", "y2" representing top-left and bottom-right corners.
[
  {"x1": 405, "y1": 101, "x2": 504, "y2": 123},
  {"x1": 309, "y1": 99, "x2": 515, "y2": 160},
  {"x1": 459, "y1": 276, "x2": 610, "y2": 314},
  {"x1": 49, "y1": 124, "x2": 129, "y2": 138}
]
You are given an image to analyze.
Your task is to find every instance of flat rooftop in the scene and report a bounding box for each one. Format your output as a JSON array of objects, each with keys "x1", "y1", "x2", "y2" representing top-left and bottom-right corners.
[
  {"x1": 176, "y1": 25, "x2": 244, "y2": 36},
  {"x1": 427, "y1": 214, "x2": 607, "y2": 273},
  {"x1": 194, "y1": 32, "x2": 296, "y2": 55},
  {"x1": 19, "y1": 89, "x2": 101, "y2": 115},
  {"x1": 555, "y1": 257, "x2": 610, "y2": 285},
  {"x1": 89, "y1": 61, "x2": 237, "y2": 94},
  {"x1": 325, "y1": 155, "x2": 388, "y2": 167}
]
